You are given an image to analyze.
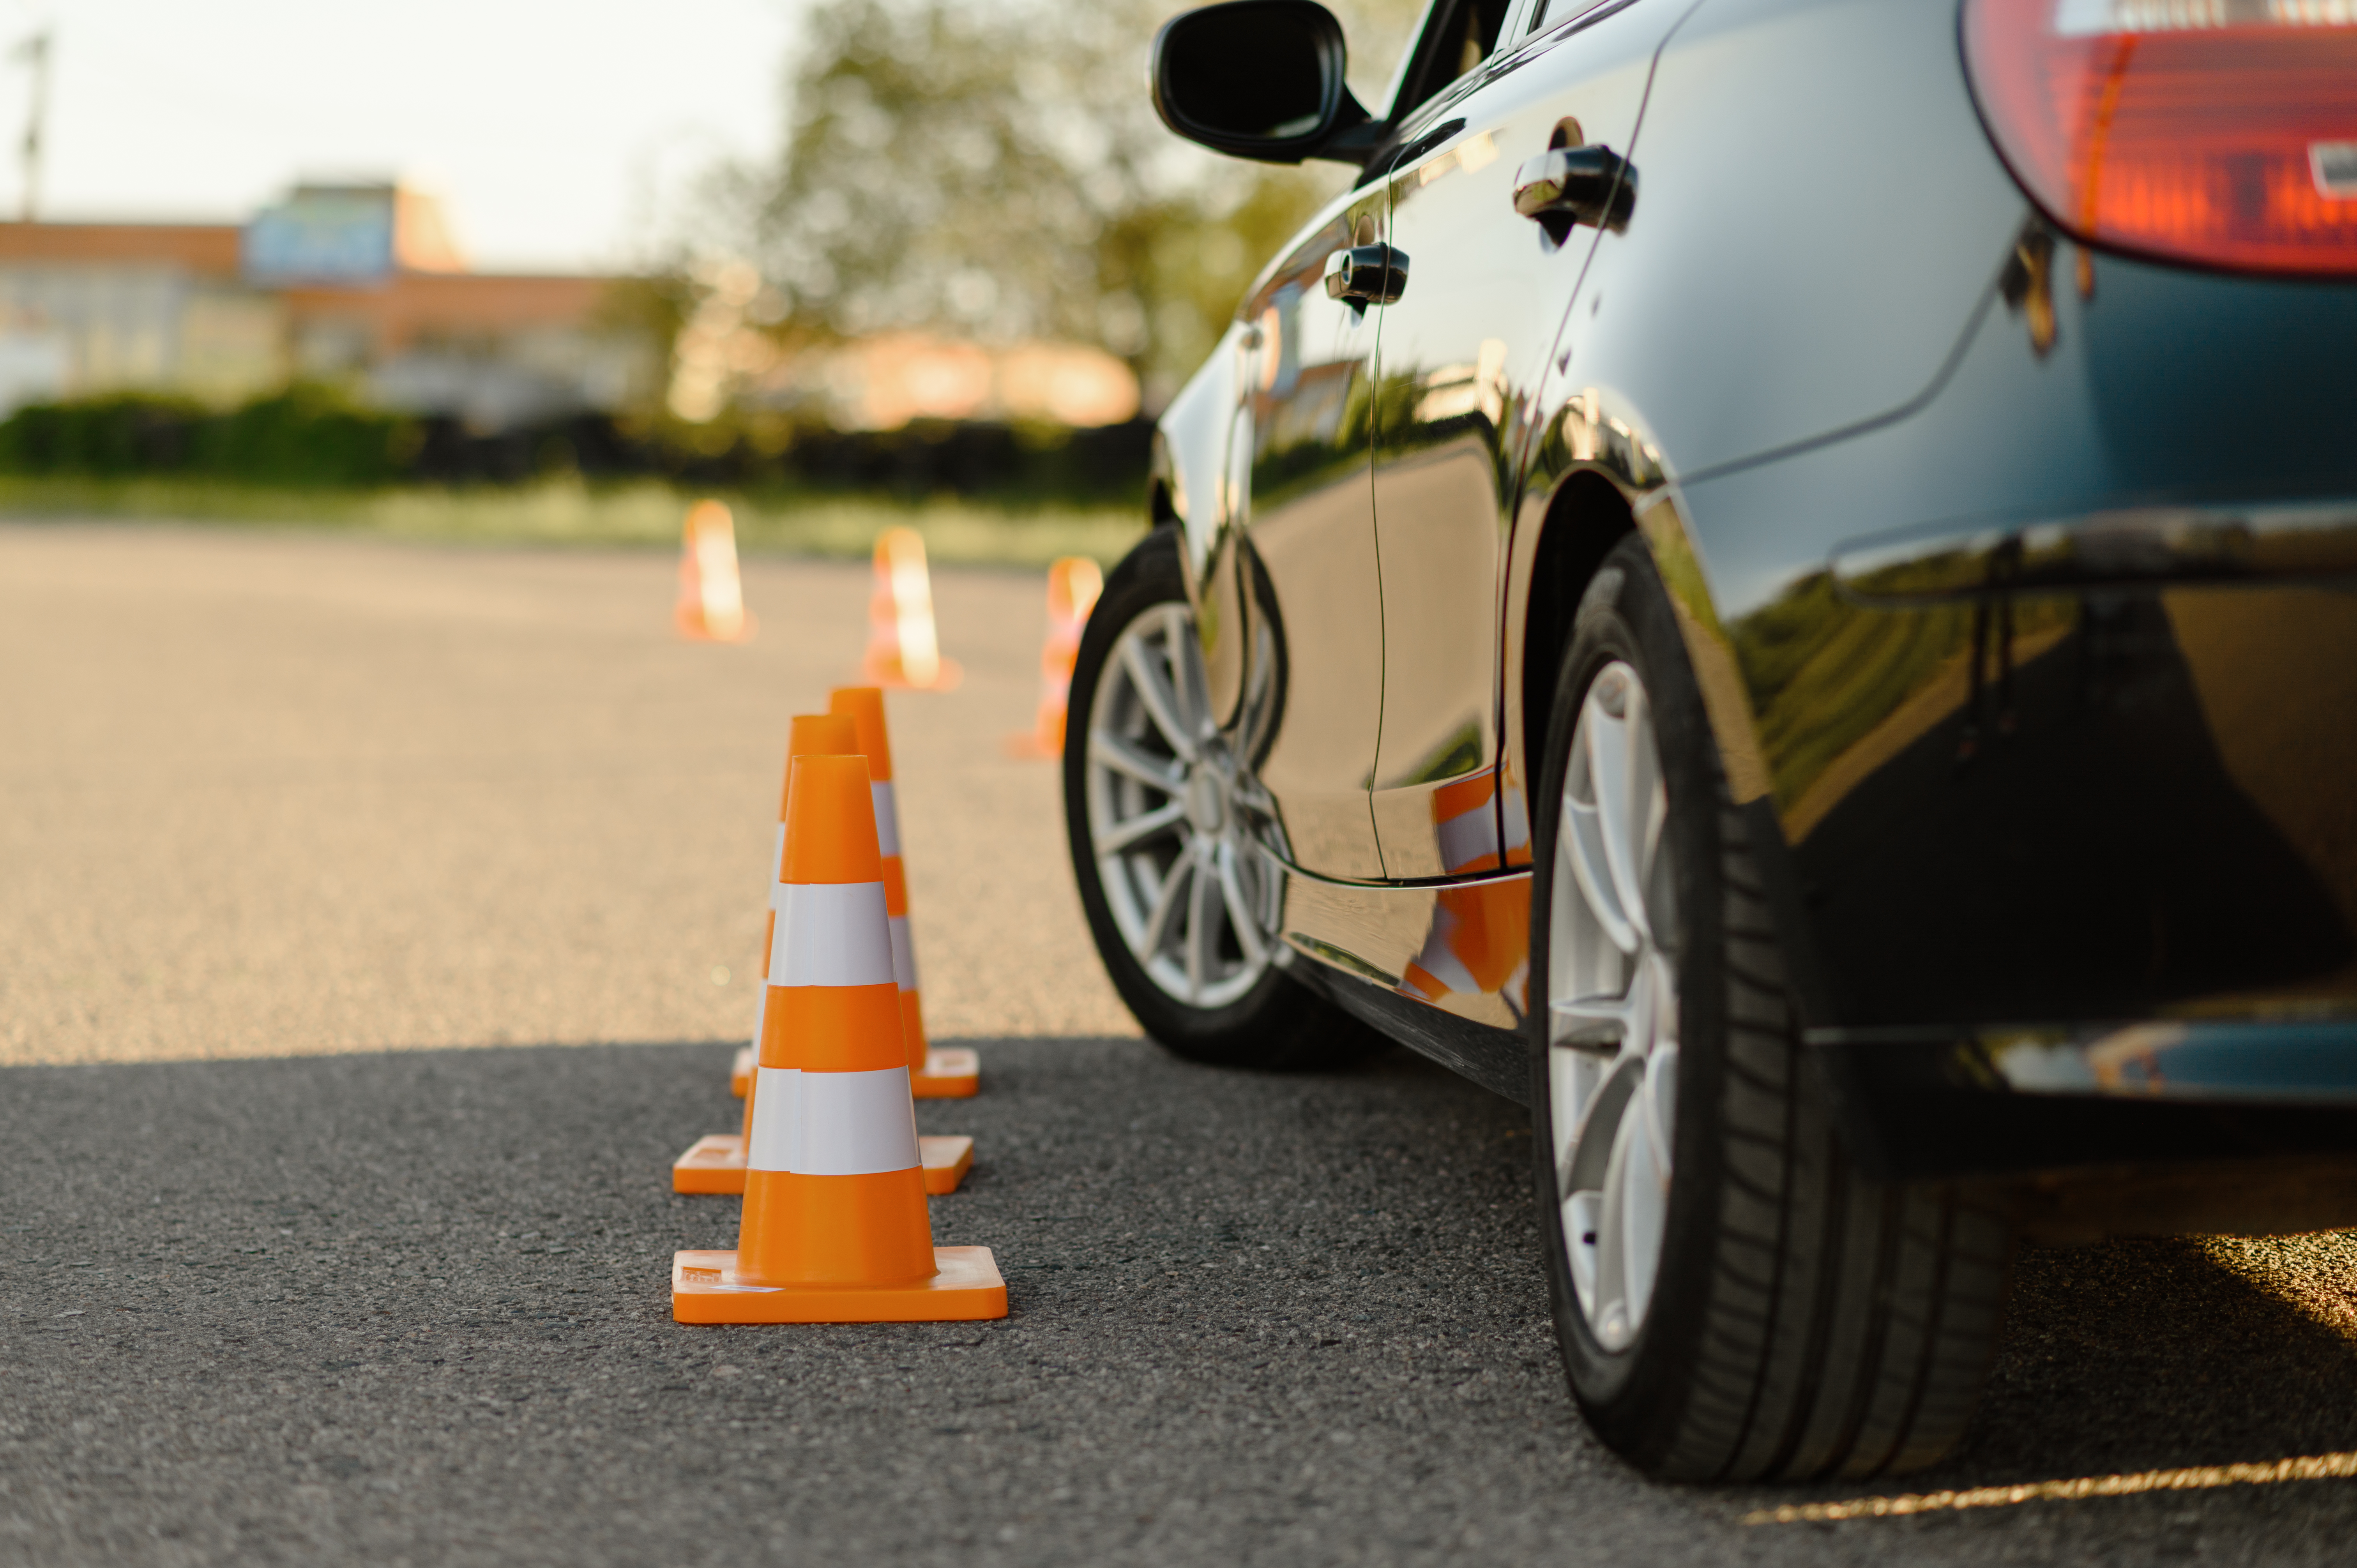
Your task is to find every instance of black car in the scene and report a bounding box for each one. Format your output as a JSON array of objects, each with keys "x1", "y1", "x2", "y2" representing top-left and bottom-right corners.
[{"x1": 1060, "y1": 0, "x2": 2357, "y2": 1481}]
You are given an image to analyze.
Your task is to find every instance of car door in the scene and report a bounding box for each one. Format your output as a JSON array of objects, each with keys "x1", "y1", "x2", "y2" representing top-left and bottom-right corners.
[
  {"x1": 1225, "y1": 184, "x2": 1393, "y2": 881},
  {"x1": 1367, "y1": 0, "x2": 1684, "y2": 878}
]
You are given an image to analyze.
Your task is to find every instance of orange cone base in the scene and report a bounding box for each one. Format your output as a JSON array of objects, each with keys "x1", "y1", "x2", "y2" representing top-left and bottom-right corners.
[
  {"x1": 920, "y1": 1135, "x2": 975, "y2": 1194},
  {"x1": 677, "y1": 612, "x2": 759, "y2": 645},
  {"x1": 729, "y1": 1044, "x2": 754, "y2": 1100},
  {"x1": 672, "y1": 1245, "x2": 1006, "y2": 1323},
  {"x1": 673, "y1": 1134, "x2": 749, "y2": 1194},
  {"x1": 673, "y1": 1134, "x2": 975, "y2": 1196},
  {"x1": 860, "y1": 655, "x2": 965, "y2": 693},
  {"x1": 911, "y1": 1047, "x2": 980, "y2": 1098}
]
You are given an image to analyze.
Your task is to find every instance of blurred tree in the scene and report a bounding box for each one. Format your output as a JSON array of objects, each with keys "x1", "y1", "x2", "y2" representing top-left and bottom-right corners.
[{"x1": 715, "y1": 0, "x2": 1425, "y2": 404}]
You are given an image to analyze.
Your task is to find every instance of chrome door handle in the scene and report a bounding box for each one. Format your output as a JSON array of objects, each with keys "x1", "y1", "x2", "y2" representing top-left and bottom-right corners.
[
  {"x1": 1512, "y1": 145, "x2": 1636, "y2": 232},
  {"x1": 1322, "y1": 243, "x2": 1409, "y2": 305}
]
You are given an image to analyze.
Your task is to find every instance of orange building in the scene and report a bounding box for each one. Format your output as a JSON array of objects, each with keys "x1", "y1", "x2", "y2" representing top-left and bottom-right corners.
[{"x1": 0, "y1": 184, "x2": 656, "y2": 426}]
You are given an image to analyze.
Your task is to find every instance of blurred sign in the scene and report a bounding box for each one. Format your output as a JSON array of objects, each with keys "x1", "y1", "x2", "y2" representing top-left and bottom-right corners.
[{"x1": 242, "y1": 186, "x2": 394, "y2": 286}]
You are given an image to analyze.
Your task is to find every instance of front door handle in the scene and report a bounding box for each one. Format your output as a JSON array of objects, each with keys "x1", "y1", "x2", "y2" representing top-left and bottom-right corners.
[
  {"x1": 1322, "y1": 243, "x2": 1410, "y2": 305},
  {"x1": 1512, "y1": 145, "x2": 1636, "y2": 232}
]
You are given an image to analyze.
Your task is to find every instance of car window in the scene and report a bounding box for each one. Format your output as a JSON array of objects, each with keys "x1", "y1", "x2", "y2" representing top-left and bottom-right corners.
[
  {"x1": 1526, "y1": 0, "x2": 1619, "y2": 38},
  {"x1": 1390, "y1": 0, "x2": 1512, "y2": 120}
]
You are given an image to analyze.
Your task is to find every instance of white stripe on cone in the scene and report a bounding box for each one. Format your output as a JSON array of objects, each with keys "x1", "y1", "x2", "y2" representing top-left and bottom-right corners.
[
  {"x1": 1436, "y1": 807, "x2": 1499, "y2": 876},
  {"x1": 871, "y1": 782, "x2": 901, "y2": 857},
  {"x1": 889, "y1": 914, "x2": 919, "y2": 994},
  {"x1": 745, "y1": 1065, "x2": 921, "y2": 1175},
  {"x1": 767, "y1": 883, "x2": 894, "y2": 986}
]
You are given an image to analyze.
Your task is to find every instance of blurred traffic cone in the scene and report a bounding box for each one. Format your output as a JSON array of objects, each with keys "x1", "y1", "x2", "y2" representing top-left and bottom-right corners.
[
  {"x1": 1004, "y1": 556, "x2": 1104, "y2": 758},
  {"x1": 675, "y1": 713, "x2": 974, "y2": 1195},
  {"x1": 830, "y1": 685, "x2": 978, "y2": 1098},
  {"x1": 674, "y1": 499, "x2": 755, "y2": 643},
  {"x1": 1399, "y1": 769, "x2": 1531, "y2": 1012},
  {"x1": 673, "y1": 754, "x2": 1005, "y2": 1323},
  {"x1": 859, "y1": 527, "x2": 961, "y2": 690}
]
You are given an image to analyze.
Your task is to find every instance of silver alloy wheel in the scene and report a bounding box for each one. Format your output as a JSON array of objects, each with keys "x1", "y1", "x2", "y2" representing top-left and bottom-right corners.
[
  {"x1": 1546, "y1": 660, "x2": 1679, "y2": 1354},
  {"x1": 1083, "y1": 600, "x2": 1279, "y2": 1009}
]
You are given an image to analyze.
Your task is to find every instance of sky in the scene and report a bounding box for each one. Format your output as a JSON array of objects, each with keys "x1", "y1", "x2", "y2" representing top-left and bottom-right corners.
[{"x1": 0, "y1": 0, "x2": 798, "y2": 272}]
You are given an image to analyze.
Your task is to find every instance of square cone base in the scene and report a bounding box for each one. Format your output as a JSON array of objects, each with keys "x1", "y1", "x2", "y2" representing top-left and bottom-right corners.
[
  {"x1": 729, "y1": 1045, "x2": 755, "y2": 1099},
  {"x1": 673, "y1": 1134, "x2": 974, "y2": 1196},
  {"x1": 672, "y1": 1245, "x2": 1005, "y2": 1323},
  {"x1": 912, "y1": 1047, "x2": 980, "y2": 1098}
]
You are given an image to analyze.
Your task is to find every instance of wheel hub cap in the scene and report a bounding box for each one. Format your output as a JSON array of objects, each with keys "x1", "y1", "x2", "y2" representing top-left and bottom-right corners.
[{"x1": 1186, "y1": 768, "x2": 1226, "y2": 835}]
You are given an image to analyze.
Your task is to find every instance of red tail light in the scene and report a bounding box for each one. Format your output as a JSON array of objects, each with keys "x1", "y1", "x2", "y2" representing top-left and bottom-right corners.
[{"x1": 1962, "y1": 0, "x2": 2357, "y2": 275}]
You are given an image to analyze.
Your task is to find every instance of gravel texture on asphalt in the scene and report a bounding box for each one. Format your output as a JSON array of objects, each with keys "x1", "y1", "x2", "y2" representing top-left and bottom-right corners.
[
  {"x1": 8, "y1": 1043, "x2": 2357, "y2": 1568},
  {"x1": 6, "y1": 523, "x2": 2357, "y2": 1565}
]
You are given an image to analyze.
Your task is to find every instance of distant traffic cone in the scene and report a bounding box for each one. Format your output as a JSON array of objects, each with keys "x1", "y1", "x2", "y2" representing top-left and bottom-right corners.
[
  {"x1": 672, "y1": 754, "x2": 1005, "y2": 1323},
  {"x1": 675, "y1": 713, "x2": 974, "y2": 1195},
  {"x1": 830, "y1": 685, "x2": 979, "y2": 1098},
  {"x1": 674, "y1": 499, "x2": 755, "y2": 643},
  {"x1": 859, "y1": 527, "x2": 961, "y2": 690},
  {"x1": 1005, "y1": 556, "x2": 1104, "y2": 758}
]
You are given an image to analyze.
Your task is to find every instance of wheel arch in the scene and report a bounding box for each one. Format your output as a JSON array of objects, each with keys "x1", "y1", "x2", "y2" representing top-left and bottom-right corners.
[{"x1": 1504, "y1": 468, "x2": 1638, "y2": 828}]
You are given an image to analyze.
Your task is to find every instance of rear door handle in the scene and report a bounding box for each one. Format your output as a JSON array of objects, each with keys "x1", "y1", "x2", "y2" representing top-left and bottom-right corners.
[
  {"x1": 1511, "y1": 145, "x2": 1636, "y2": 232},
  {"x1": 1322, "y1": 243, "x2": 1410, "y2": 305}
]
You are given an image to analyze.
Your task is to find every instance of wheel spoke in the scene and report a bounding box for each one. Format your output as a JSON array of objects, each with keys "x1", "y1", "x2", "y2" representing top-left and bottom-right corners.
[
  {"x1": 1549, "y1": 987, "x2": 1633, "y2": 1048},
  {"x1": 1589, "y1": 1102, "x2": 1645, "y2": 1351},
  {"x1": 1184, "y1": 842, "x2": 1219, "y2": 1000},
  {"x1": 1121, "y1": 632, "x2": 1199, "y2": 763},
  {"x1": 1641, "y1": 1043, "x2": 1679, "y2": 1169},
  {"x1": 1585, "y1": 697, "x2": 1654, "y2": 947},
  {"x1": 1089, "y1": 730, "x2": 1185, "y2": 793},
  {"x1": 1137, "y1": 839, "x2": 1196, "y2": 959},
  {"x1": 1160, "y1": 604, "x2": 1214, "y2": 737},
  {"x1": 1562, "y1": 797, "x2": 1639, "y2": 955},
  {"x1": 1214, "y1": 840, "x2": 1269, "y2": 969},
  {"x1": 1625, "y1": 684, "x2": 1669, "y2": 928},
  {"x1": 1618, "y1": 1081, "x2": 1669, "y2": 1333},
  {"x1": 1093, "y1": 798, "x2": 1186, "y2": 856}
]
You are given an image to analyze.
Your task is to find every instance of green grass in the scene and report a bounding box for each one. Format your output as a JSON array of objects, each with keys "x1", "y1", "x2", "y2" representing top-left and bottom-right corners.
[{"x1": 0, "y1": 475, "x2": 1151, "y2": 569}]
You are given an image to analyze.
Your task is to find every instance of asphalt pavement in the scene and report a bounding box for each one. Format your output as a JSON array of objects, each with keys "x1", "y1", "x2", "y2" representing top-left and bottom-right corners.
[{"x1": 6, "y1": 521, "x2": 2357, "y2": 1566}]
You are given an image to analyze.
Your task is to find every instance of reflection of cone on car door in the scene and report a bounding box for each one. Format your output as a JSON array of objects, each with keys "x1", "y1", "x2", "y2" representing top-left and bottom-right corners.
[{"x1": 1399, "y1": 768, "x2": 1530, "y2": 1016}]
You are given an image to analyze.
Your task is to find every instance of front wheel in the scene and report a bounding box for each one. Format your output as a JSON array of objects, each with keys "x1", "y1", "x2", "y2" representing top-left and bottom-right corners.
[
  {"x1": 1529, "y1": 537, "x2": 2013, "y2": 1481},
  {"x1": 1062, "y1": 528, "x2": 1385, "y2": 1070}
]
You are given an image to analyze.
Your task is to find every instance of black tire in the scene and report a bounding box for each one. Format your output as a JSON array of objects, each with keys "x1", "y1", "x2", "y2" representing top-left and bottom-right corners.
[
  {"x1": 1063, "y1": 527, "x2": 1386, "y2": 1071},
  {"x1": 1527, "y1": 537, "x2": 2013, "y2": 1481}
]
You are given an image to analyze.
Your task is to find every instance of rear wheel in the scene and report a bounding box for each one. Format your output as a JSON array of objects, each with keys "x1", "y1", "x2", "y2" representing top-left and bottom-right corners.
[
  {"x1": 1064, "y1": 528, "x2": 1384, "y2": 1070},
  {"x1": 1529, "y1": 538, "x2": 2013, "y2": 1481}
]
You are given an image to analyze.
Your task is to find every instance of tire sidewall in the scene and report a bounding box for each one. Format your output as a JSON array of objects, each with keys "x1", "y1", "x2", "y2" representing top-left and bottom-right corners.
[{"x1": 1527, "y1": 537, "x2": 1732, "y2": 1459}]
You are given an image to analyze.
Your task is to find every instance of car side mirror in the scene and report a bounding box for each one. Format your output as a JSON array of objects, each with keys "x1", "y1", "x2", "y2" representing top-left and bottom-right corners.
[{"x1": 1149, "y1": 0, "x2": 1377, "y2": 166}]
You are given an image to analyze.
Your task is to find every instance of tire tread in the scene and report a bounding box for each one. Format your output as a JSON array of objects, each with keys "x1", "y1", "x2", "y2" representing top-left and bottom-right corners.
[{"x1": 1650, "y1": 806, "x2": 2009, "y2": 1481}]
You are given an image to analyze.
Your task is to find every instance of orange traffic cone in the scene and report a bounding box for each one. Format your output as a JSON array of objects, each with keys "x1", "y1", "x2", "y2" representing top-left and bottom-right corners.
[
  {"x1": 1005, "y1": 556, "x2": 1104, "y2": 758},
  {"x1": 830, "y1": 685, "x2": 978, "y2": 1098},
  {"x1": 673, "y1": 754, "x2": 1005, "y2": 1323},
  {"x1": 675, "y1": 499, "x2": 755, "y2": 643},
  {"x1": 859, "y1": 527, "x2": 961, "y2": 690},
  {"x1": 676, "y1": 713, "x2": 974, "y2": 1195}
]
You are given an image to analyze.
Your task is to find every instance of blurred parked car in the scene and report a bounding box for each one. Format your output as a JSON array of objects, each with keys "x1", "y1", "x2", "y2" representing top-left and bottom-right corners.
[{"x1": 1062, "y1": 0, "x2": 2357, "y2": 1481}]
